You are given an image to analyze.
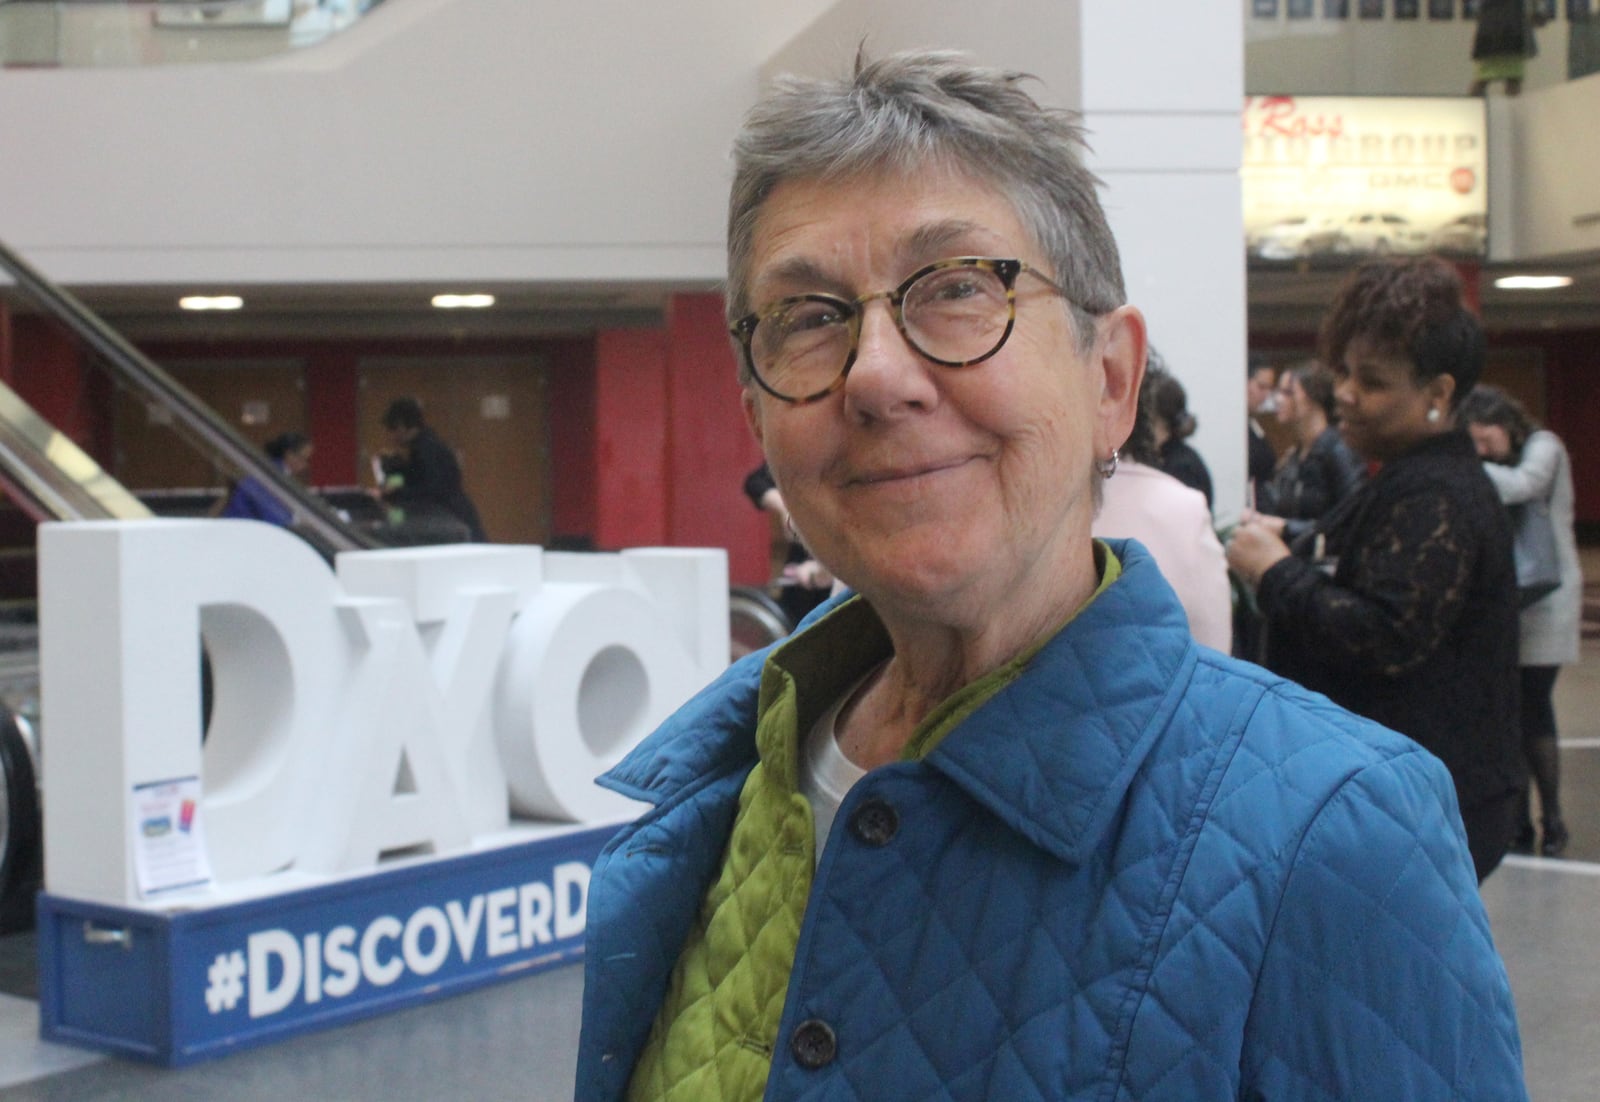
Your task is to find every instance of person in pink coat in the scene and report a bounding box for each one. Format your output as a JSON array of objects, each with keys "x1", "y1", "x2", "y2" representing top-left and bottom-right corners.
[{"x1": 1094, "y1": 357, "x2": 1232, "y2": 651}]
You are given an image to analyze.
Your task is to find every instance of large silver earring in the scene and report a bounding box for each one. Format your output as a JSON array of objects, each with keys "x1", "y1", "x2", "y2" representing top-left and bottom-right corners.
[{"x1": 1097, "y1": 448, "x2": 1120, "y2": 480}]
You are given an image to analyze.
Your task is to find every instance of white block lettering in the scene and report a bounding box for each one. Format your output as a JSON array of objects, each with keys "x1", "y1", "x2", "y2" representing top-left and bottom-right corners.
[
  {"x1": 359, "y1": 915, "x2": 404, "y2": 987},
  {"x1": 445, "y1": 895, "x2": 485, "y2": 964},
  {"x1": 248, "y1": 929, "x2": 301, "y2": 1019},
  {"x1": 322, "y1": 925, "x2": 361, "y2": 998},
  {"x1": 485, "y1": 887, "x2": 518, "y2": 957},
  {"x1": 554, "y1": 860, "x2": 590, "y2": 940},
  {"x1": 402, "y1": 905, "x2": 452, "y2": 977},
  {"x1": 518, "y1": 881, "x2": 552, "y2": 947}
]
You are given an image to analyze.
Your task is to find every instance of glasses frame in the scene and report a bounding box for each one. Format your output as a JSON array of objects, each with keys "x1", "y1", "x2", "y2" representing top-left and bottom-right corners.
[{"x1": 730, "y1": 256, "x2": 1069, "y2": 405}]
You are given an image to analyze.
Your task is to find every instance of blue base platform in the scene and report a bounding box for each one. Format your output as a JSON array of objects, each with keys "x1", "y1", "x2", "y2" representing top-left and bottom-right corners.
[{"x1": 36, "y1": 825, "x2": 615, "y2": 1066}]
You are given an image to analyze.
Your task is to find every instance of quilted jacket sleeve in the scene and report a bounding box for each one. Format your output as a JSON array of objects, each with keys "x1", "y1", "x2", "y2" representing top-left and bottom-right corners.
[{"x1": 1240, "y1": 747, "x2": 1527, "y2": 1101}]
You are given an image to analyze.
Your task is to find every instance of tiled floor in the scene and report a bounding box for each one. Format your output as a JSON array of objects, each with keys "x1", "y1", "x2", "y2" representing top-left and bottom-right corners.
[{"x1": 0, "y1": 622, "x2": 1597, "y2": 1096}]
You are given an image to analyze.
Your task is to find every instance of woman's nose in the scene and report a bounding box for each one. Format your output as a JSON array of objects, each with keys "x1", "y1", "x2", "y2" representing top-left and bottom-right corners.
[{"x1": 842, "y1": 299, "x2": 939, "y2": 420}]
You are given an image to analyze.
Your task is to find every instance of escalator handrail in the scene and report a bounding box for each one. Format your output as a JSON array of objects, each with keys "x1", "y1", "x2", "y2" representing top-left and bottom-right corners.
[
  {"x1": 0, "y1": 379, "x2": 151, "y2": 523},
  {"x1": 0, "y1": 237, "x2": 383, "y2": 554}
]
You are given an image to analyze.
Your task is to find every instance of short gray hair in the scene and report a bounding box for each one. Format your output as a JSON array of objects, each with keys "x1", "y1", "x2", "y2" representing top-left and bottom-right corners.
[{"x1": 726, "y1": 49, "x2": 1127, "y2": 375}]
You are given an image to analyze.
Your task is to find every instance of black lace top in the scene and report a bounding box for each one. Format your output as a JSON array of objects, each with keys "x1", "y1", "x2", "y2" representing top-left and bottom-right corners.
[{"x1": 1257, "y1": 431, "x2": 1523, "y2": 853}]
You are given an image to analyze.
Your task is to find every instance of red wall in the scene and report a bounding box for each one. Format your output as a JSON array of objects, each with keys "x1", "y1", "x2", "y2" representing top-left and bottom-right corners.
[
  {"x1": 662, "y1": 294, "x2": 768, "y2": 586},
  {"x1": 4, "y1": 300, "x2": 775, "y2": 584},
  {"x1": 303, "y1": 348, "x2": 360, "y2": 486},
  {"x1": 580, "y1": 294, "x2": 767, "y2": 584},
  {"x1": 1525, "y1": 328, "x2": 1600, "y2": 525},
  {"x1": 594, "y1": 327, "x2": 668, "y2": 550}
]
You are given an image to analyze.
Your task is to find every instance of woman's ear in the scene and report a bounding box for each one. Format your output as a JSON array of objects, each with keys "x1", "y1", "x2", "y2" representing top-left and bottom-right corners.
[
  {"x1": 741, "y1": 388, "x2": 765, "y2": 448},
  {"x1": 1428, "y1": 372, "x2": 1458, "y2": 412},
  {"x1": 1096, "y1": 305, "x2": 1147, "y2": 454}
]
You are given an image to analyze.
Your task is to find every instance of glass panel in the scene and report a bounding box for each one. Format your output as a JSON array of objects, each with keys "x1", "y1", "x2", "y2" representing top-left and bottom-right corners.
[{"x1": 0, "y1": 0, "x2": 387, "y2": 70}]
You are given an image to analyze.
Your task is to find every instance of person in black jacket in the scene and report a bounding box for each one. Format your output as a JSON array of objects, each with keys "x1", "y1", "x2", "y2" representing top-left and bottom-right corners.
[
  {"x1": 379, "y1": 396, "x2": 488, "y2": 543},
  {"x1": 1144, "y1": 352, "x2": 1213, "y2": 510},
  {"x1": 1255, "y1": 360, "x2": 1366, "y2": 544},
  {"x1": 1246, "y1": 358, "x2": 1279, "y2": 506},
  {"x1": 1469, "y1": 0, "x2": 1544, "y2": 96},
  {"x1": 1227, "y1": 257, "x2": 1523, "y2": 882},
  {"x1": 742, "y1": 461, "x2": 833, "y2": 627}
]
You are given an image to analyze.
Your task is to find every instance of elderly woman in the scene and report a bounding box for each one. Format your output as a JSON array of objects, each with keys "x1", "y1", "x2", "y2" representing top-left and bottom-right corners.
[
  {"x1": 1459, "y1": 384, "x2": 1583, "y2": 856},
  {"x1": 1228, "y1": 258, "x2": 1524, "y2": 883},
  {"x1": 578, "y1": 53, "x2": 1525, "y2": 1102}
]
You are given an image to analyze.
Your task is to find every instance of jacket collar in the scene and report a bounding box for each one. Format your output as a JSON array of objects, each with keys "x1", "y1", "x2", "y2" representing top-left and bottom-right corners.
[
  {"x1": 603, "y1": 541, "x2": 1196, "y2": 865},
  {"x1": 921, "y1": 540, "x2": 1196, "y2": 863}
]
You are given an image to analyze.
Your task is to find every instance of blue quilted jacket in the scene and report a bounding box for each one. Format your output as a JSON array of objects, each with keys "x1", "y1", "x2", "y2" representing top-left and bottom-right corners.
[{"x1": 577, "y1": 541, "x2": 1527, "y2": 1101}]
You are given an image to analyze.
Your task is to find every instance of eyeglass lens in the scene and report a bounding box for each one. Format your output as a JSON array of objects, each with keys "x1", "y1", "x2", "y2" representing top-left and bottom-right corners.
[{"x1": 749, "y1": 263, "x2": 1014, "y2": 400}]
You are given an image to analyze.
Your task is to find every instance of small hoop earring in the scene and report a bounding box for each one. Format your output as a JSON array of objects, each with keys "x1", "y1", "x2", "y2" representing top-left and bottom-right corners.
[
  {"x1": 1426, "y1": 407, "x2": 1442, "y2": 423},
  {"x1": 1097, "y1": 448, "x2": 1120, "y2": 480}
]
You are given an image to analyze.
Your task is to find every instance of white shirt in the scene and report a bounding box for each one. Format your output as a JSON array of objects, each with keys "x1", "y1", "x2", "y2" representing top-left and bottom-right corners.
[{"x1": 798, "y1": 673, "x2": 871, "y2": 865}]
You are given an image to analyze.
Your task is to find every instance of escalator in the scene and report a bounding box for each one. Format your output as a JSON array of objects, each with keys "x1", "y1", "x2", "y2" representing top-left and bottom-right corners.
[{"x1": 0, "y1": 237, "x2": 394, "y2": 928}]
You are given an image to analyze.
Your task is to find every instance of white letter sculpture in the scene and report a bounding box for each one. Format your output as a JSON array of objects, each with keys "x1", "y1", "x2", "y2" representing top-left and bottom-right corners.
[{"x1": 37, "y1": 520, "x2": 727, "y2": 907}]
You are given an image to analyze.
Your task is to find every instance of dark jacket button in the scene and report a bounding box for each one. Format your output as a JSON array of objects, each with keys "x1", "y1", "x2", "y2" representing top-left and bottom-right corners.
[
  {"x1": 791, "y1": 1018, "x2": 837, "y2": 1069},
  {"x1": 850, "y1": 798, "x2": 899, "y2": 846}
]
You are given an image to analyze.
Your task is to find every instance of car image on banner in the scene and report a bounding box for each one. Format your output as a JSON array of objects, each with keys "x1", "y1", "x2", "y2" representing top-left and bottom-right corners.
[
  {"x1": 1247, "y1": 214, "x2": 1345, "y2": 261},
  {"x1": 1334, "y1": 211, "x2": 1431, "y2": 256},
  {"x1": 1428, "y1": 212, "x2": 1489, "y2": 256}
]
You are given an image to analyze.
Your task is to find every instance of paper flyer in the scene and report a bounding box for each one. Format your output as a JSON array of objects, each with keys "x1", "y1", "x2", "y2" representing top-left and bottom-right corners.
[{"x1": 131, "y1": 776, "x2": 213, "y2": 898}]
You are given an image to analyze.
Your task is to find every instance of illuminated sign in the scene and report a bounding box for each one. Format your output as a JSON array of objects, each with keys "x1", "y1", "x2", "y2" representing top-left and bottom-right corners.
[{"x1": 1242, "y1": 94, "x2": 1488, "y2": 264}]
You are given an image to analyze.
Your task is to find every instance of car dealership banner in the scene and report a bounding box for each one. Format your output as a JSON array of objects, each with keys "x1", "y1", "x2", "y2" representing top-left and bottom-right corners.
[
  {"x1": 33, "y1": 521, "x2": 728, "y2": 1064},
  {"x1": 1242, "y1": 94, "x2": 1488, "y2": 263}
]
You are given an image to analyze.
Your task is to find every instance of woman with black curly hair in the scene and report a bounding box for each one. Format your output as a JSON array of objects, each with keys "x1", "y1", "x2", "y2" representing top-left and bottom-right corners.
[{"x1": 1228, "y1": 257, "x2": 1524, "y2": 881}]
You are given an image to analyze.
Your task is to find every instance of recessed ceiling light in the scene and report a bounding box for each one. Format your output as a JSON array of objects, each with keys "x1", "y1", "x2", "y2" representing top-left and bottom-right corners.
[
  {"x1": 1493, "y1": 275, "x2": 1574, "y2": 291},
  {"x1": 178, "y1": 295, "x2": 244, "y2": 311},
  {"x1": 431, "y1": 293, "x2": 496, "y2": 309}
]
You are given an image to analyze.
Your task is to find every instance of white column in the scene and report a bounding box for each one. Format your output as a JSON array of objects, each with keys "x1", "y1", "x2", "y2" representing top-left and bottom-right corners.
[{"x1": 1077, "y1": 2, "x2": 1248, "y2": 521}]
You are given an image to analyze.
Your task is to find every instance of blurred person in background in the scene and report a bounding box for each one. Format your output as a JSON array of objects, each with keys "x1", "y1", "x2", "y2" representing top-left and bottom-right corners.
[
  {"x1": 1460, "y1": 384, "x2": 1582, "y2": 857},
  {"x1": 1469, "y1": 0, "x2": 1545, "y2": 96},
  {"x1": 1228, "y1": 257, "x2": 1523, "y2": 882},
  {"x1": 379, "y1": 396, "x2": 487, "y2": 543},
  {"x1": 1145, "y1": 351, "x2": 1213, "y2": 509},
  {"x1": 220, "y1": 431, "x2": 313, "y2": 527},
  {"x1": 743, "y1": 460, "x2": 835, "y2": 628},
  {"x1": 1253, "y1": 360, "x2": 1366, "y2": 545},
  {"x1": 576, "y1": 51, "x2": 1527, "y2": 1102},
  {"x1": 1246, "y1": 357, "x2": 1279, "y2": 507},
  {"x1": 1095, "y1": 354, "x2": 1232, "y2": 651}
]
